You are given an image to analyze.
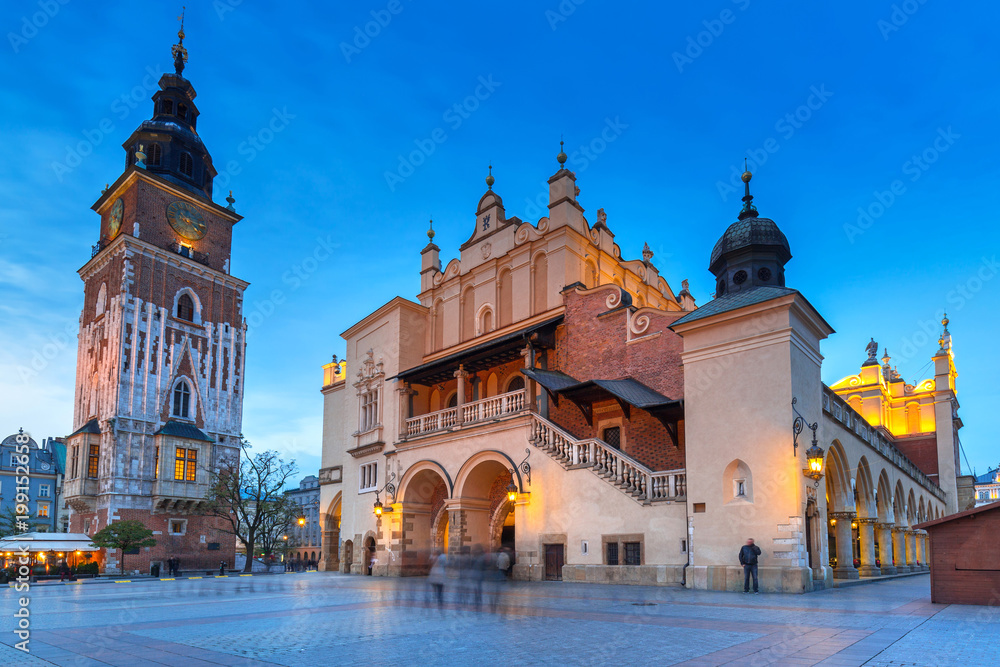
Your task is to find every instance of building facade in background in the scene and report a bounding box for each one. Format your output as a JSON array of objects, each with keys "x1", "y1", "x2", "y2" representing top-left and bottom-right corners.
[
  {"x1": 318, "y1": 153, "x2": 961, "y2": 592},
  {"x1": 974, "y1": 466, "x2": 999, "y2": 506},
  {"x1": 0, "y1": 430, "x2": 65, "y2": 534},
  {"x1": 62, "y1": 30, "x2": 245, "y2": 574},
  {"x1": 285, "y1": 475, "x2": 321, "y2": 562}
]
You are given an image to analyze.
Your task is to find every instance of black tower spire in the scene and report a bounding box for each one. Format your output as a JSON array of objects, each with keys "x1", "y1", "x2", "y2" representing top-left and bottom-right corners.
[{"x1": 120, "y1": 11, "x2": 217, "y2": 199}]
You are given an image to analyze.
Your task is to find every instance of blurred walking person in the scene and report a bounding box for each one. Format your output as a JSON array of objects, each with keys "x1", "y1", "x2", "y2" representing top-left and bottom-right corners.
[{"x1": 428, "y1": 551, "x2": 447, "y2": 608}]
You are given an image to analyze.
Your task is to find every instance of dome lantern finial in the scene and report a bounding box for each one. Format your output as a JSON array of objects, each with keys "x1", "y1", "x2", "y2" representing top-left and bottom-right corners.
[
  {"x1": 172, "y1": 6, "x2": 189, "y2": 76},
  {"x1": 427, "y1": 218, "x2": 435, "y2": 242},
  {"x1": 485, "y1": 164, "x2": 494, "y2": 190},
  {"x1": 738, "y1": 158, "x2": 758, "y2": 220},
  {"x1": 557, "y1": 138, "x2": 567, "y2": 169}
]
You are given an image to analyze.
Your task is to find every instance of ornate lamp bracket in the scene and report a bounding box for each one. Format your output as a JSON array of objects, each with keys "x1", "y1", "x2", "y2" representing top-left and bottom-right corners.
[
  {"x1": 792, "y1": 397, "x2": 818, "y2": 457},
  {"x1": 510, "y1": 448, "x2": 532, "y2": 490}
]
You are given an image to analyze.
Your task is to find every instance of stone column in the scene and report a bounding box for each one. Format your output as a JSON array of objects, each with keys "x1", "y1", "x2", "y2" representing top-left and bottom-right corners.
[
  {"x1": 892, "y1": 528, "x2": 910, "y2": 573},
  {"x1": 520, "y1": 345, "x2": 536, "y2": 413},
  {"x1": 454, "y1": 365, "x2": 469, "y2": 425},
  {"x1": 831, "y1": 512, "x2": 859, "y2": 579},
  {"x1": 906, "y1": 531, "x2": 918, "y2": 570},
  {"x1": 397, "y1": 382, "x2": 414, "y2": 440},
  {"x1": 857, "y1": 518, "x2": 880, "y2": 577},
  {"x1": 919, "y1": 532, "x2": 930, "y2": 570},
  {"x1": 876, "y1": 523, "x2": 897, "y2": 575}
]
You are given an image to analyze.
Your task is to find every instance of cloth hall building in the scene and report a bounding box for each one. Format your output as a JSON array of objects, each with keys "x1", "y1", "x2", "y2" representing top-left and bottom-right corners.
[{"x1": 318, "y1": 152, "x2": 962, "y2": 592}]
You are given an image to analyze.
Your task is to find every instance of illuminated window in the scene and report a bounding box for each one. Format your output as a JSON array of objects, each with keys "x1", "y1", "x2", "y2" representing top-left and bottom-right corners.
[
  {"x1": 169, "y1": 519, "x2": 187, "y2": 535},
  {"x1": 173, "y1": 447, "x2": 197, "y2": 481},
  {"x1": 87, "y1": 444, "x2": 99, "y2": 478},
  {"x1": 359, "y1": 462, "x2": 378, "y2": 493},
  {"x1": 172, "y1": 380, "x2": 191, "y2": 418},
  {"x1": 37, "y1": 504, "x2": 50, "y2": 518},
  {"x1": 154, "y1": 446, "x2": 159, "y2": 479}
]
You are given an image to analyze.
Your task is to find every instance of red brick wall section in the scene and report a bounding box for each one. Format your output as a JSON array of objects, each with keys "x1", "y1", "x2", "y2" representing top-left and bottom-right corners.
[
  {"x1": 69, "y1": 508, "x2": 236, "y2": 574},
  {"x1": 893, "y1": 435, "x2": 940, "y2": 481},
  {"x1": 100, "y1": 178, "x2": 235, "y2": 275},
  {"x1": 545, "y1": 286, "x2": 687, "y2": 471}
]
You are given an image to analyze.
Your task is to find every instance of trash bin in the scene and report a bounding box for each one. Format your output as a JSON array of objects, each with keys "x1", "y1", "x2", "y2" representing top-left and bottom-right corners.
[{"x1": 151, "y1": 562, "x2": 161, "y2": 577}]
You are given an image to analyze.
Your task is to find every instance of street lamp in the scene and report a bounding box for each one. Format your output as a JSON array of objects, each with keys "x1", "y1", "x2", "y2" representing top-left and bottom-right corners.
[
  {"x1": 793, "y1": 397, "x2": 825, "y2": 486},
  {"x1": 297, "y1": 516, "x2": 306, "y2": 526},
  {"x1": 372, "y1": 472, "x2": 397, "y2": 516},
  {"x1": 506, "y1": 479, "x2": 518, "y2": 503}
]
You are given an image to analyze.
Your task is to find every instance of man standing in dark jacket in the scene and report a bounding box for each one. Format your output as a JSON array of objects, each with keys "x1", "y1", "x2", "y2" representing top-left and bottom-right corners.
[{"x1": 738, "y1": 538, "x2": 762, "y2": 593}]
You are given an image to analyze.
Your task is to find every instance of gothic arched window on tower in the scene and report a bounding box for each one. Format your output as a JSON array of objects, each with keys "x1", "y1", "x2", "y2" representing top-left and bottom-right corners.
[
  {"x1": 176, "y1": 293, "x2": 195, "y2": 321},
  {"x1": 179, "y1": 152, "x2": 193, "y2": 177},
  {"x1": 161, "y1": 99, "x2": 173, "y2": 115},
  {"x1": 148, "y1": 143, "x2": 161, "y2": 166},
  {"x1": 177, "y1": 103, "x2": 188, "y2": 121},
  {"x1": 172, "y1": 380, "x2": 191, "y2": 419}
]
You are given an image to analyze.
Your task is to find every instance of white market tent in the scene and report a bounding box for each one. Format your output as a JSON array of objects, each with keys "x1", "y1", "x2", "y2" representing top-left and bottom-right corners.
[{"x1": 0, "y1": 532, "x2": 100, "y2": 553}]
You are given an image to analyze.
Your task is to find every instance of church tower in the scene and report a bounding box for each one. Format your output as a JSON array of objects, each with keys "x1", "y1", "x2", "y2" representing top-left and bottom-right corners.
[{"x1": 63, "y1": 21, "x2": 247, "y2": 574}]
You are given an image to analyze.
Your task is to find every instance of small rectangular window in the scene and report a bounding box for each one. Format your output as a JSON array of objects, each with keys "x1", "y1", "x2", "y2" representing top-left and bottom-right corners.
[
  {"x1": 602, "y1": 426, "x2": 621, "y2": 450},
  {"x1": 694, "y1": 503, "x2": 706, "y2": 513},
  {"x1": 606, "y1": 542, "x2": 619, "y2": 566},
  {"x1": 624, "y1": 542, "x2": 641, "y2": 565},
  {"x1": 736, "y1": 480, "x2": 746, "y2": 497},
  {"x1": 39, "y1": 484, "x2": 51, "y2": 498},
  {"x1": 37, "y1": 503, "x2": 50, "y2": 518},
  {"x1": 359, "y1": 462, "x2": 378, "y2": 493},
  {"x1": 87, "y1": 444, "x2": 100, "y2": 478}
]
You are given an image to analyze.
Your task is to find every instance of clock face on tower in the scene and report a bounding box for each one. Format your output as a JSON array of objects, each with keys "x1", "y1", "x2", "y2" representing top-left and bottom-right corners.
[
  {"x1": 108, "y1": 197, "x2": 124, "y2": 238},
  {"x1": 166, "y1": 200, "x2": 207, "y2": 240}
]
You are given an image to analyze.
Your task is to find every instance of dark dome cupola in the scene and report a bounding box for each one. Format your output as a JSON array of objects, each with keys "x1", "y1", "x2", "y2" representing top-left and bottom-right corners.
[
  {"x1": 120, "y1": 16, "x2": 217, "y2": 199},
  {"x1": 708, "y1": 169, "x2": 791, "y2": 297}
]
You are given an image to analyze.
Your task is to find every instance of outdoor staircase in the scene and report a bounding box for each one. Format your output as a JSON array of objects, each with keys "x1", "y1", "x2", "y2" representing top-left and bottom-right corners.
[{"x1": 527, "y1": 413, "x2": 686, "y2": 505}]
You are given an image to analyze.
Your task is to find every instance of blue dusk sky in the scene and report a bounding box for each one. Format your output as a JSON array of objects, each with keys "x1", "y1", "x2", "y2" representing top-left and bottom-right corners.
[{"x1": 1, "y1": 1, "x2": 997, "y2": 479}]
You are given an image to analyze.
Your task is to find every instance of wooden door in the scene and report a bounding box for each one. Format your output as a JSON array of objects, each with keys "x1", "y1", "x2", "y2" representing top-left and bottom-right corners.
[{"x1": 544, "y1": 544, "x2": 564, "y2": 581}]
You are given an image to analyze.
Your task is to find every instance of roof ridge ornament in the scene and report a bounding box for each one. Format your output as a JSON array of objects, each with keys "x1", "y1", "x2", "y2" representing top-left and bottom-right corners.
[
  {"x1": 172, "y1": 7, "x2": 188, "y2": 76},
  {"x1": 427, "y1": 218, "x2": 435, "y2": 242},
  {"x1": 485, "y1": 164, "x2": 494, "y2": 190},
  {"x1": 557, "y1": 138, "x2": 567, "y2": 169},
  {"x1": 738, "y1": 159, "x2": 758, "y2": 220}
]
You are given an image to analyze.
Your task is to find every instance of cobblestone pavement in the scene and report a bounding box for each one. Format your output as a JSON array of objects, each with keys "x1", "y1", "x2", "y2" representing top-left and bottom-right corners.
[{"x1": 2, "y1": 572, "x2": 999, "y2": 665}]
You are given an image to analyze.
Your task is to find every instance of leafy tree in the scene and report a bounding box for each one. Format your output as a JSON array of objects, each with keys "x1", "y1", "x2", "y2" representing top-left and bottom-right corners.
[
  {"x1": 89, "y1": 519, "x2": 156, "y2": 574},
  {"x1": 206, "y1": 437, "x2": 298, "y2": 572},
  {"x1": 0, "y1": 507, "x2": 47, "y2": 537}
]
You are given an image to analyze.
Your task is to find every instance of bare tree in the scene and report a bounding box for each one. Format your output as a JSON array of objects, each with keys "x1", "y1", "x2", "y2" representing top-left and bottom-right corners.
[{"x1": 206, "y1": 437, "x2": 298, "y2": 572}]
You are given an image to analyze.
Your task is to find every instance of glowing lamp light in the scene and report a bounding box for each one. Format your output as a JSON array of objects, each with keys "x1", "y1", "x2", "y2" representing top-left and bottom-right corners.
[
  {"x1": 851, "y1": 522, "x2": 858, "y2": 530},
  {"x1": 506, "y1": 480, "x2": 518, "y2": 503},
  {"x1": 830, "y1": 518, "x2": 837, "y2": 527},
  {"x1": 372, "y1": 492, "x2": 393, "y2": 517},
  {"x1": 804, "y1": 442, "x2": 826, "y2": 485},
  {"x1": 282, "y1": 535, "x2": 288, "y2": 541},
  {"x1": 297, "y1": 516, "x2": 306, "y2": 526},
  {"x1": 58, "y1": 553, "x2": 64, "y2": 557}
]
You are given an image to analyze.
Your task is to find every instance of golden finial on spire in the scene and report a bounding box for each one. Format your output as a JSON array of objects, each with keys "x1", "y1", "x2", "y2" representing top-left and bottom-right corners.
[
  {"x1": 485, "y1": 164, "x2": 494, "y2": 190},
  {"x1": 738, "y1": 158, "x2": 758, "y2": 220},
  {"x1": 427, "y1": 219, "x2": 435, "y2": 241},
  {"x1": 557, "y1": 138, "x2": 567, "y2": 168},
  {"x1": 172, "y1": 7, "x2": 189, "y2": 76}
]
